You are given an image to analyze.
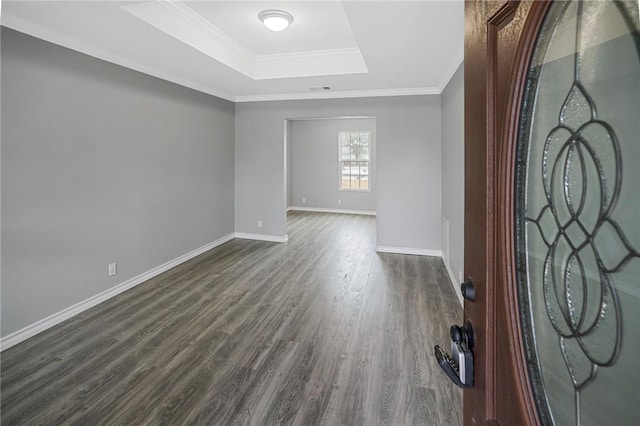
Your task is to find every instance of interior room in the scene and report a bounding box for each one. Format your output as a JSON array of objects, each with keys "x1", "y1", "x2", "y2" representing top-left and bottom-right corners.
[
  {"x1": 287, "y1": 117, "x2": 377, "y2": 215},
  {"x1": 1, "y1": 1, "x2": 466, "y2": 424}
]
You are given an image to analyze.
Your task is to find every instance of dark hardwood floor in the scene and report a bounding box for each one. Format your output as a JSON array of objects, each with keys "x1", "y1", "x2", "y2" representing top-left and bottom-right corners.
[{"x1": 1, "y1": 212, "x2": 462, "y2": 425}]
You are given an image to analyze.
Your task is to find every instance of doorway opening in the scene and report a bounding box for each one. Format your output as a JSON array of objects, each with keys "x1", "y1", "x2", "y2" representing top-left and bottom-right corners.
[
  {"x1": 283, "y1": 116, "x2": 377, "y2": 242},
  {"x1": 284, "y1": 116, "x2": 377, "y2": 218}
]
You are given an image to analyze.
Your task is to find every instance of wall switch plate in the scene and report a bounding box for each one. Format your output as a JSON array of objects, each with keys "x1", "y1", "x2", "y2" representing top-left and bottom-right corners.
[
  {"x1": 108, "y1": 263, "x2": 117, "y2": 277},
  {"x1": 257, "y1": 220, "x2": 263, "y2": 228}
]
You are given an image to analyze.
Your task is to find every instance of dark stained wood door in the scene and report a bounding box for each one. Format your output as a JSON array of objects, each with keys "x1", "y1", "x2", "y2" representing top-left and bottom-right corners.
[
  {"x1": 464, "y1": 0, "x2": 640, "y2": 423},
  {"x1": 464, "y1": 1, "x2": 550, "y2": 425}
]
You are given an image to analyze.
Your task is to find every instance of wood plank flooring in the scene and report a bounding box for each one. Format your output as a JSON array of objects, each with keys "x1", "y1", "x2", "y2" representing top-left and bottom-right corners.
[{"x1": 1, "y1": 212, "x2": 462, "y2": 425}]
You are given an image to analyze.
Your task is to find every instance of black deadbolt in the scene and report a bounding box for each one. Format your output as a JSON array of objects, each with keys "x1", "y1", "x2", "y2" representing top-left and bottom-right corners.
[{"x1": 461, "y1": 278, "x2": 476, "y2": 301}]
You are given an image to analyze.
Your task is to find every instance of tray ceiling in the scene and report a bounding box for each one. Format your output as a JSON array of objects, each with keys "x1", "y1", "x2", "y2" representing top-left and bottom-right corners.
[{"x1": 1, "y1": 1, "x2": 464, "y2": 102}]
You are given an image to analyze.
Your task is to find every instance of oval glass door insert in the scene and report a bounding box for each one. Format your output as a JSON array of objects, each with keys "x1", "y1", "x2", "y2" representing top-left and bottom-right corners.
[{"x1": 515, "y1": 1, "x2": 640, "y2": 425}]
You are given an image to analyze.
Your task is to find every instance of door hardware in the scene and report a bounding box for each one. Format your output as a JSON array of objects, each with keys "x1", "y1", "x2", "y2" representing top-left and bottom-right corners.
[
  {"x1": 461, "y1": 278, "x2": 476, "y2": 301},
  {"x1": 434, "y1": 321, "x2": 474, "y2": 388}
]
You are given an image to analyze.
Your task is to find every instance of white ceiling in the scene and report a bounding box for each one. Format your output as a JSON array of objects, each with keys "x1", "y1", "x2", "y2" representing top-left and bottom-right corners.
[
  {"x1": 192, "y1": 1, "x2": 360, "y2": 55},
  {"x1": 1, "y1": 0, "x2": 464, "y2": 102}
]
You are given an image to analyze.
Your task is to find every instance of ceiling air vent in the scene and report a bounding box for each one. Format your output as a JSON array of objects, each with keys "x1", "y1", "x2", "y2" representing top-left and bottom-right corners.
[{"x1": 309, "y1": 86, "x2": 331, "y2": 92}]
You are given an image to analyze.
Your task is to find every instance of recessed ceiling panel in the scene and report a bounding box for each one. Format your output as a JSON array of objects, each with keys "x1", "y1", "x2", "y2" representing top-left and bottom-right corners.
[
  {"x1": 122, "y1": 0, "x2": 367, "y2": 80},
  {"x1": 190, "y1": 1, "x2": 360, "y2": 55}
]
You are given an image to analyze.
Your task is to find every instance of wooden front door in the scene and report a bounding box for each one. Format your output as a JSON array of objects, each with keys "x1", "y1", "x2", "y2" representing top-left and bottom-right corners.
[{"x1": 464, "y1": 0, "x2": 640, "y2": 425}]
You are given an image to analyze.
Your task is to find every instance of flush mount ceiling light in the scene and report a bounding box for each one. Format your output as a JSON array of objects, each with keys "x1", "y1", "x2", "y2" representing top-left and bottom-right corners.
[{"x1": 258, "y1": 10, "x2": 294, "y2": 32}]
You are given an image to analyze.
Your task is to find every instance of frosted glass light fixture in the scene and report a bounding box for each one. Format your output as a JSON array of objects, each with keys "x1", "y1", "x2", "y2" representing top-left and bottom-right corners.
[{"x1": 258, "y1": 10, "x2": 293, "y2": 32}]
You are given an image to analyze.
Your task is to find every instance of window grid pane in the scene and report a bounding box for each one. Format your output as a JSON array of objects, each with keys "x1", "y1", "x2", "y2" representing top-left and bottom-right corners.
[
  {"x1": 339, "y1": 131, "x2": 371, "y2": 191},
  {"x1": 340, "y1": 160, "x2": 369, "y2": 190}
]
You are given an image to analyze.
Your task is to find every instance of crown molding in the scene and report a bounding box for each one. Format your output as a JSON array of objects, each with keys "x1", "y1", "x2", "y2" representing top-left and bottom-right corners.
[
  {"x1": 1, "y1": 13, "x2": 236, "y2": 102},
  {"x1": 2, "y1": 17, "x2": 450, "y2": 104},
  {"x1": 437, "y1": 43, "x2": 464, "y2": 93},
  {"x1": 123, "y1": 0, "x2": 256, "y2": 78},
  {"x1": 157, "y1": 0, "x2": 252, "y2": 61},
  {"x1": 3, "y1": 5, "x2": 457, "y2": 104},
  {"x1": 123, "y1": 1, "x2": 367, "y2": 81},
  {"x1": 234, "y1": 87, "x2": 440, "y2": 103}
]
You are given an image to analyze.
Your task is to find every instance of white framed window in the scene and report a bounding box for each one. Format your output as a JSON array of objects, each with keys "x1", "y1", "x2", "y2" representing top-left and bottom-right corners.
[{"x1": 339, "y1": 131, "x2": 370, "y2": 191}]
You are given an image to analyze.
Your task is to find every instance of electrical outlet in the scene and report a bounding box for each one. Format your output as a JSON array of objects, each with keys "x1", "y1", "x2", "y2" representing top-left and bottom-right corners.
[
  {"x1": 337, "y1": 199, "x2": 342, "y2": 205},
  {"x1": 302, "y1": 197, "x2": 306, "y2": 204},
  {"x1": 108, "y1": 262, "x2": 117, "y2": 277},
  {"x1": 257, "y1": 220, "x2": 263, "y2": 228}
]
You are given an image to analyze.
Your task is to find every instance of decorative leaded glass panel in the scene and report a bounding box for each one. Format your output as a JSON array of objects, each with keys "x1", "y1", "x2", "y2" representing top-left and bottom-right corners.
[{"x1": 515, "y1": 1, "x2": 640, "y2": 425}]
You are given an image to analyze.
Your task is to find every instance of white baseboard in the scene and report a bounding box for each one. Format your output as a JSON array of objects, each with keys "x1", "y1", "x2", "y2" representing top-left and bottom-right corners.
[
  {"x1": 234, "y1": 232, "x2": 288, "y2": 243},
  {"x1": 443, "y1": 258, "x2": 464, "y2": 306},
  {"x1": 1, "y1": 232, "x2": 458, "y2": 351},
  {"x1": 288, "y1": 206, "x2": 376, "y2": 216},
  {"x1": 0, "y1": 233, "x2": 235, "y2": 352},
  {"x1": 375, "y1": 246, "x2": 442, "y2": 257}
]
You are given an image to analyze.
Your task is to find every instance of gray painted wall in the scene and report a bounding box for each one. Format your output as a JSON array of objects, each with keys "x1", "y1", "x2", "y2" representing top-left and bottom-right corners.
[
  {"x1": 289, "y1": 118, "x2": 376, "y2": 212},
  {"x1": 1, "y1": 28, "x2": 235, "y2": 337},
  {"x1": 235, "y1": 96, "x2": 442, "y2": 250},
  {"x1": 441, "y1": 62, "x2": 465, "y2": 286}
]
